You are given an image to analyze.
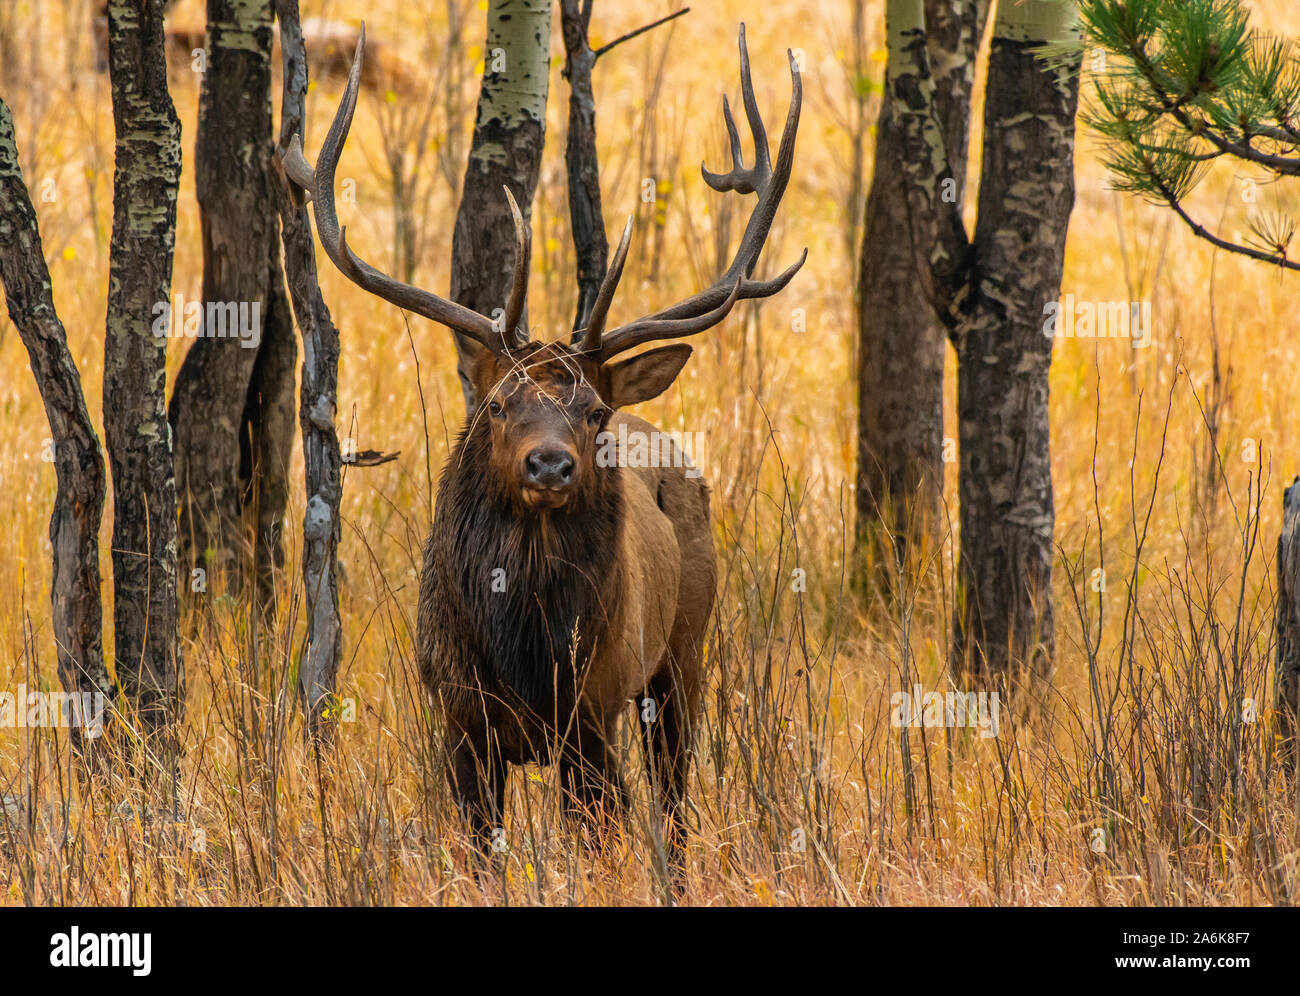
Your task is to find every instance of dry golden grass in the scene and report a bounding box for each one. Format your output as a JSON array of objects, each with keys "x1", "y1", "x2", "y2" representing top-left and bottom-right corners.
[{"x1": 1, "y1": 0, "x2": 1298, "y2": 905}]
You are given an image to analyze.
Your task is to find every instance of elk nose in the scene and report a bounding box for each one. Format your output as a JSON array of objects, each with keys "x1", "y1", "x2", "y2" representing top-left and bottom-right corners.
[{"x1": 526, "y1": 448, "x2": 574, "y2": 488}]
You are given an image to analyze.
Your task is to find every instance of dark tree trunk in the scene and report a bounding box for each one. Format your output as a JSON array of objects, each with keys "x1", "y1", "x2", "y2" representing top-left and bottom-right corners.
[
  {"x1": 244, "y1": 282, "x2": 297, "y2": 607},
  {"x1": 560, "y1": 0, "x2": 606, "y2": 332},
  {"x1": 169, "y1": 0, "x2": 296, "y2": 611},
  {"x1": 450, "y1": 0, "x2": 552, "y2": 409},
  {"x1": 0, "y1": 99, "x2": 112, "y2": 751},
  {"x1": 1275, "y1": 478, "x2": 1300, "y2": 763},
  {"x1": 887, "y1": 0, "x2": 1080, "y2": 690},
  {"x1": 856, "y1": 0, "x2": 987, "y2": 568},
  {"x1": 273, "y1": 0, "x2": 343, "y2": 739},
  {"x1": 105, "y1": 0, "x2": 183, "y2": 732},
  {"x1": 559, "y1": 4, "x2": 688, "y2": 335},
  {"x1": 951, "y1": 20, "x2": 1079, "y2": 688}
]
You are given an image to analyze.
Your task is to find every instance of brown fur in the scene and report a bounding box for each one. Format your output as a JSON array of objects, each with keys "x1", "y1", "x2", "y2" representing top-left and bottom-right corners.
[
  {"x1": 93, "y1": 9, "x2": 418, "y2": 97},
  {"x1": 279, "y1": 19, "x2": 799, "y2": 891},
  {"x1": 415, "y1": 342, "x2": 715, "y2": 874}
]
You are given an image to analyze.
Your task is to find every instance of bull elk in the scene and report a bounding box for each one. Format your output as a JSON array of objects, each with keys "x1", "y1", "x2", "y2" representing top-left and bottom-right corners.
[{"x1": 281, "y1": 22, "x2": 802, "y2": 874}]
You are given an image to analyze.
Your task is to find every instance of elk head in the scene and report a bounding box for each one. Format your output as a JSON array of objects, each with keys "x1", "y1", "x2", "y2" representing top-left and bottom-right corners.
[{"x1": 280, "y1": 22, "x2": 804, "y2": 514}]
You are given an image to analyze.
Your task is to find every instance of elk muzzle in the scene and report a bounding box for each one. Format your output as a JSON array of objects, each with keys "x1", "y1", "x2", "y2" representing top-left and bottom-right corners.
[{"x1": 522, "y1": 445, "x2": 577, "y2": 508}]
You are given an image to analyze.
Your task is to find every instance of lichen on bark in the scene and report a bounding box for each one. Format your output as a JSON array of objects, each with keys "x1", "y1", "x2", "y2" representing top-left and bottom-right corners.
[
  {"x1": 105, "y1": 0, "x2": 184, "y2": 733},
  {"x1": 883, "y1": 0, "x2": 1082, "y2": 690}
]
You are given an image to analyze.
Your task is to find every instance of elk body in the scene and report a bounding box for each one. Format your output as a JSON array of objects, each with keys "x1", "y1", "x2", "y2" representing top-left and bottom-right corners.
[
  {"x1": 282, "y1": 23, "x2": 802, "y2": 869},
  {"x1": 94, "y1": 7, "x2": 417, "y2": 98}
]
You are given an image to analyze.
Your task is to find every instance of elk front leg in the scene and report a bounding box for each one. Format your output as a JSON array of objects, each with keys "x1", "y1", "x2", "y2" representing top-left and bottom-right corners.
[
  {"x1": 449, "y1": 737, "x2": 507, "y2": 859},
  {"x1": 558, "y1": 719, "x2": 628, "y2": 837},
  {"x1": 640, "y1": 660, "x2": 702, "y2": 888}
]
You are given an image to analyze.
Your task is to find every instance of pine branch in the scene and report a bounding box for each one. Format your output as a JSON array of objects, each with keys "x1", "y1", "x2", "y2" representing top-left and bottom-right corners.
[
  {"x1": 1081, "y1": 0, "x2": 1300, "y2": 272},
  {"x1": 1152, "y1": 173, "x2": 1300, "y2": 271}
]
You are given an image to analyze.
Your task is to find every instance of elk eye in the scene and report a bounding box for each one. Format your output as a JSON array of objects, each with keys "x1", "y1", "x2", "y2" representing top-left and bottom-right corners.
[
  {"x1": 587, "y1": 407, "x2": 606, "y2": 426},
  {"x1": 488, "y1": 400, "x2": 503, "y2": 418}
]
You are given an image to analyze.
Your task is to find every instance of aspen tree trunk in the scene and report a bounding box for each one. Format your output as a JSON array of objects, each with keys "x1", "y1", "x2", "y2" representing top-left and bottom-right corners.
[
  {"x1": 169, "y1": 0, "x2": 296, "y2": 611},
  {"x1": 856, "y1": 0, "x2": 988, "y2": 571},
  {"x1": 887, "y1": 0, "x2": 1081, "y2": 689},
  {"x1": 0, "y1": 100, "x2": 112, "y2": 751},
  {"x1": 105, "y1": 0, "x2": 183, "y2": 732},
  {"x1": 450, "y1": 0, "x2": 552, "y2": 409},
  {"x1": 955, "y1": 0, "x2": 1078, "y2": 687},
  {"x1": 273, "y1": 0, "x2": 343, "y2": 739}
]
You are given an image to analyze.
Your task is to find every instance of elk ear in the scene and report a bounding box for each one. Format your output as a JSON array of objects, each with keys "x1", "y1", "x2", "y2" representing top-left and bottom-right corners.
[
  {"x1": 603, "y1": 344, "x2": 693, "y2": 408},
  {"x1": 465, "y1": 338, "x2": 503, "y2": 407}
]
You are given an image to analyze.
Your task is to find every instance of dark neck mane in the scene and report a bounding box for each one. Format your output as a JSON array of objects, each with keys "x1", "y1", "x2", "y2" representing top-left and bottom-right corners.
[{"x1": 435, "y1": 418, "x2": 623, "y2": 707}]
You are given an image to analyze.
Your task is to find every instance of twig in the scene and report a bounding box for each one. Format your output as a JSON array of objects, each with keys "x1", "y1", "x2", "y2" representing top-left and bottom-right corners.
[{"x1": 592, "y1": 8, "x2": 689, "y2": 62}]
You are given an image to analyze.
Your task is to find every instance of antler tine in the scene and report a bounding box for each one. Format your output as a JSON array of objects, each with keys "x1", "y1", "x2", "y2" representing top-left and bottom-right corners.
[
  {"x1": 599, "y1": 279, "x2": 742, "y2": 354},
  {"x1": 705, "y1": 96, "x2": 748, "y2": 192},
  {"x1": 596, "y1": 24, "x2": 805, "y2": 361},
  {"x1": 281, "y1": 134, "x2": 316, "y2": 202},
  {"x1": 738, "y1": 25, "x2": 772, "y2": 181},
  {"x1": 502, "y1": 187, "x2": 530, "y2": 344},
  {"x1": 701, "y1": 24, "x2": 770, "y2": 196},
  {"x1": 574, "y1": 215, "x2": 633, "y2": 352},
  {"x1": 293, "y1": 23, "x2": 505, "y2": 356}
]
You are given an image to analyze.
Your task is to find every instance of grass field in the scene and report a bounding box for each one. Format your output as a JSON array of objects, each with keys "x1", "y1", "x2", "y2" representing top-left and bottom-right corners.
[{"x1": 1, "y1": 0, "x2": 1298, "y2": 905}]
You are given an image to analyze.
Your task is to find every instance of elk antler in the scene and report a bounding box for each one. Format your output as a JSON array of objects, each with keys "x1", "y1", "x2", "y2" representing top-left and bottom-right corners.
[
  {"x1": 280, "y1": 23, "x2": 524, "y2": 357},
  {"x1": 575, "y1": 22, "x2": 805, "y2": 360}
]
